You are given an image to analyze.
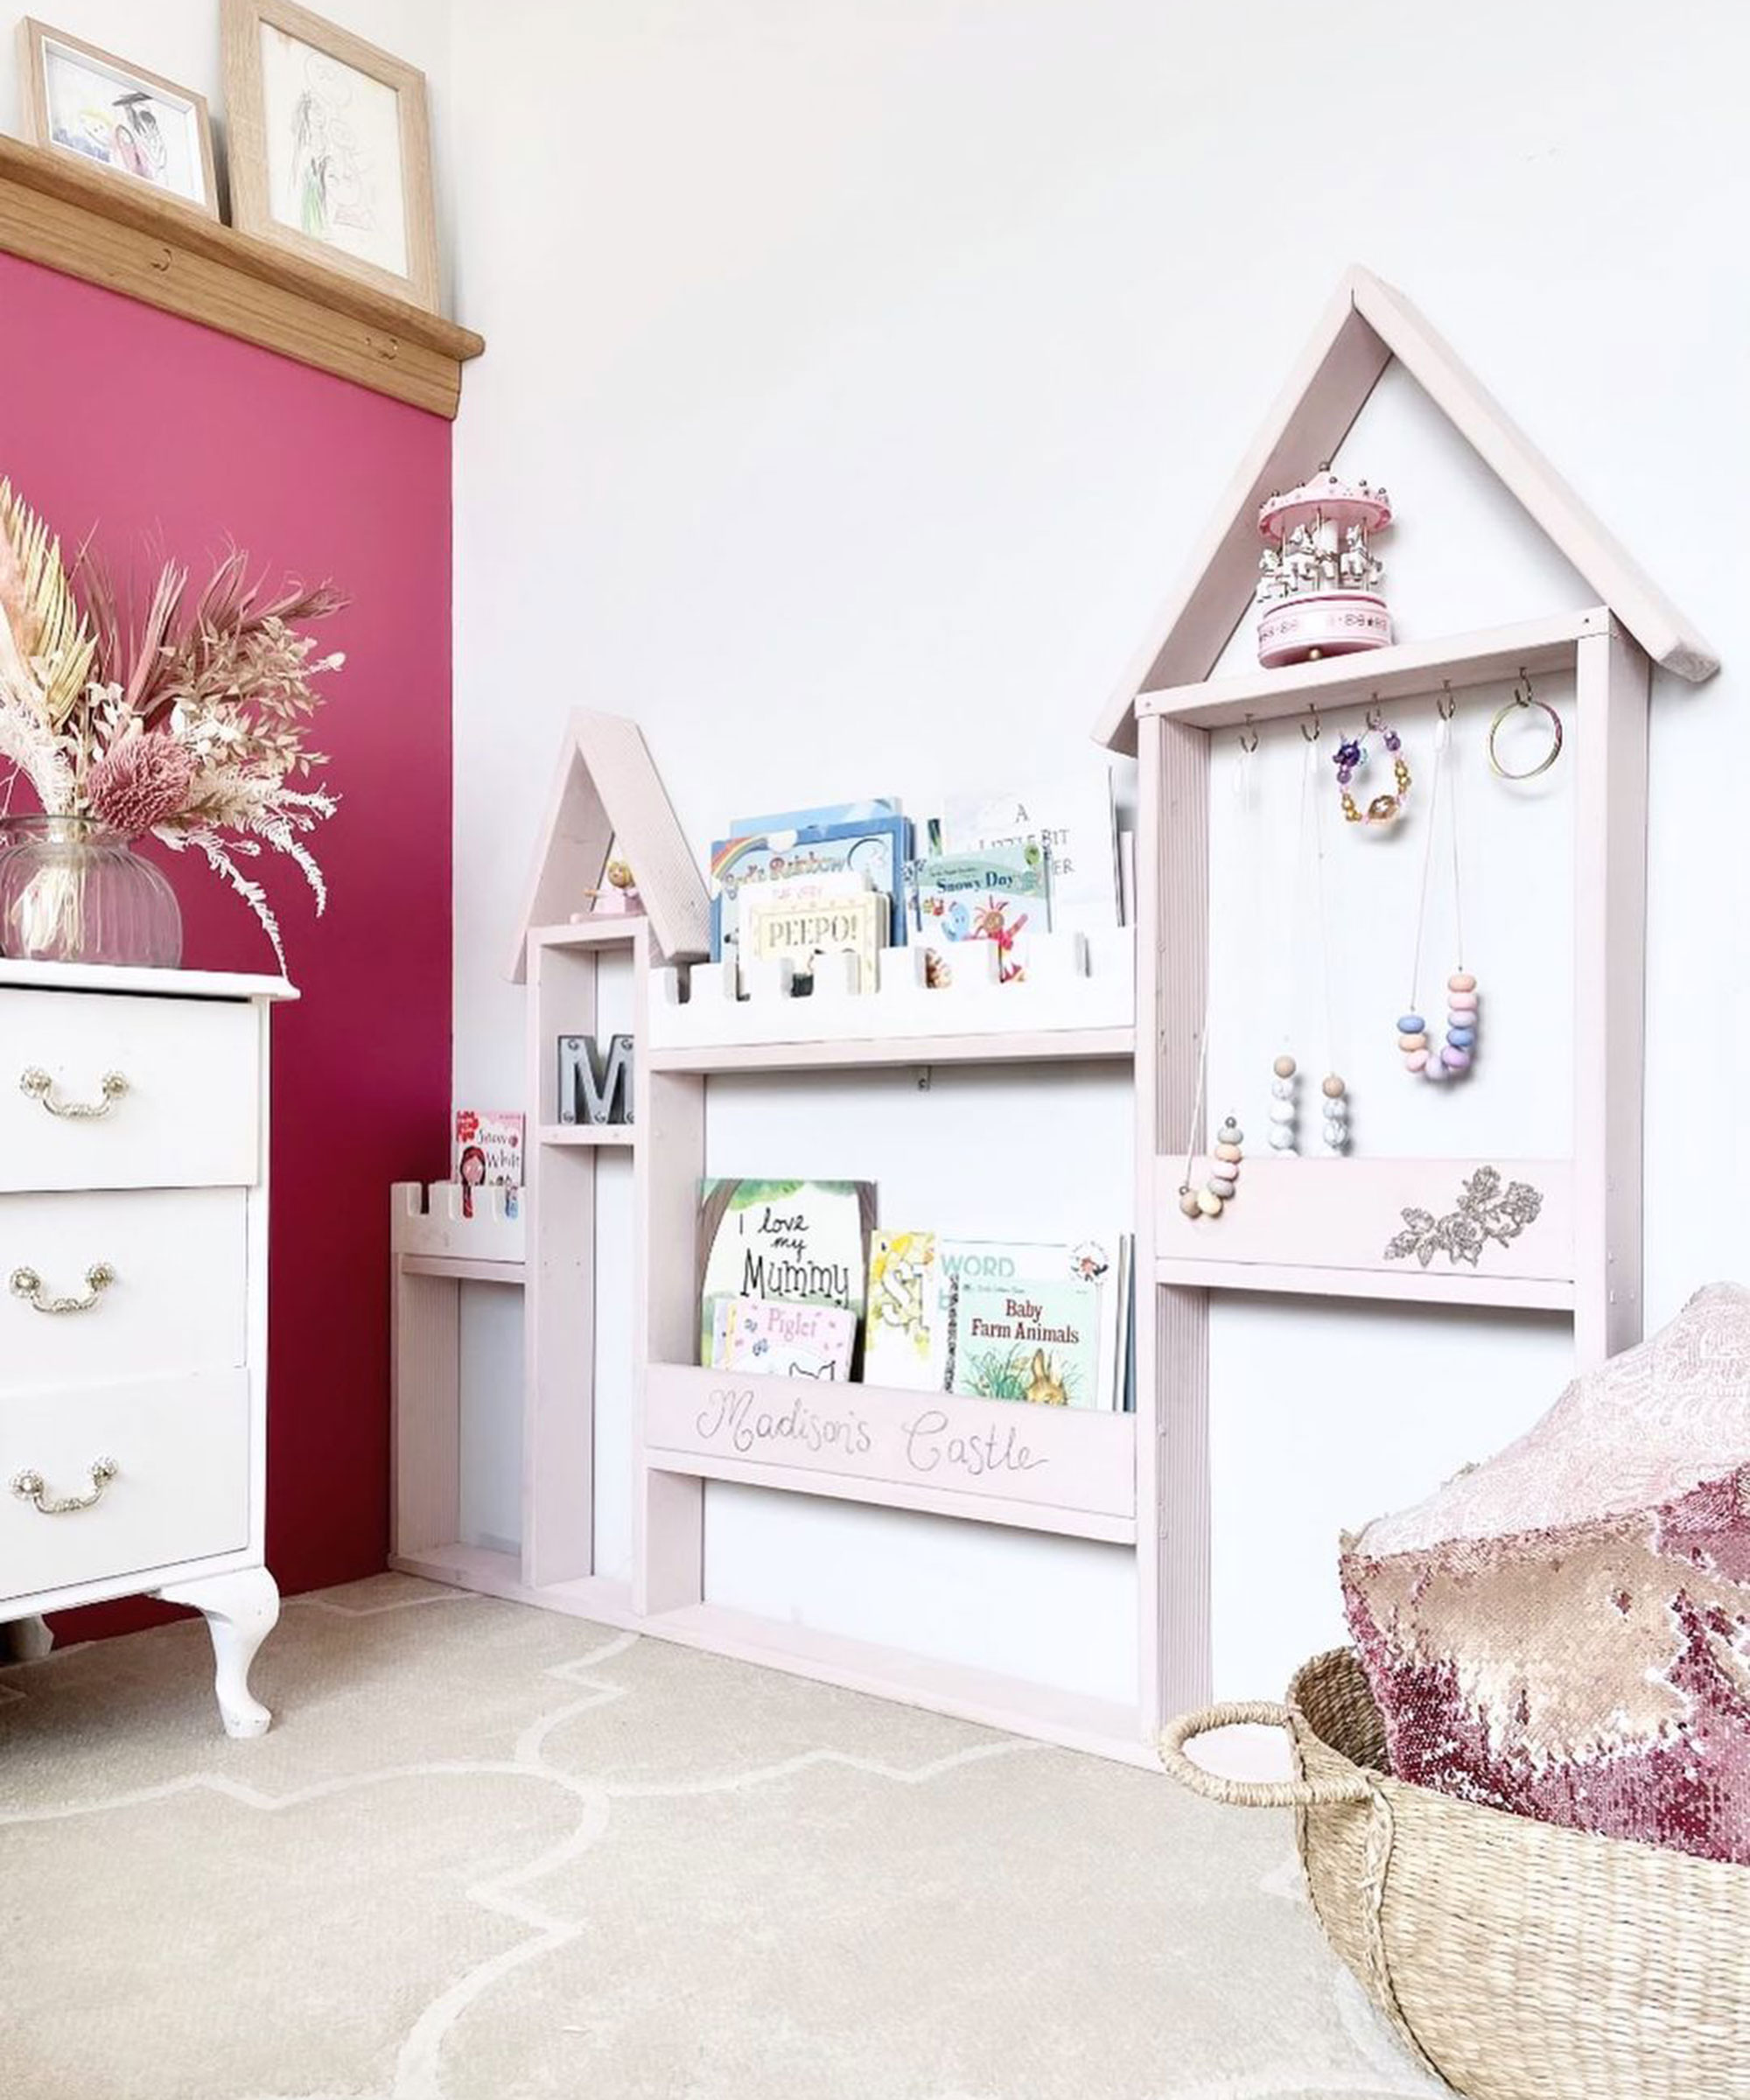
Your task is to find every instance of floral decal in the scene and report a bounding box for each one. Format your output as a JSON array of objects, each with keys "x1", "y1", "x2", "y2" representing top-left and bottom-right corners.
[{"x1": 1383, "y1": 1166, "x2": 1544, "y2": 1269}]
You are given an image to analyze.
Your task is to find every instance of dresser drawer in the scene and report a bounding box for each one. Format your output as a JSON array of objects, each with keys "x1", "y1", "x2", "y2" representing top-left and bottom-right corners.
[
  {"x1": 0, "y1": 1368, "x2": 250, "y2": 1602},
  {"x1": 0, "y1": 1188, "x2": 248, "y2": 1397},
  {"x1": 1, "y1": 990, "x2": 260, "y2": 1193}
]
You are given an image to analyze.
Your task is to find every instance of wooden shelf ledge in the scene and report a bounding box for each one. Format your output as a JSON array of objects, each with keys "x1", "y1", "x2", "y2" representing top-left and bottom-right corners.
[
  {"x1": 1137, "y1": 607, "x2": 1608, "y2": 731},
  {"x1": 539, "y1": 1123, "x2": 635, "y2": 1148},
  {"x1": 0, "y1": 134, "x2": 483, "y2": 417},
  {"x1": 648, "y1": 1026, "x2": 1136, "y2": 1075}
]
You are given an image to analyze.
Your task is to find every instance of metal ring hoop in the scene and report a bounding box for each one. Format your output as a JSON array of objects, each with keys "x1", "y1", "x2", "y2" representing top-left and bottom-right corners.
[{"x1": 1488, "y1": 683, "x2": 1564, "y2": 780}]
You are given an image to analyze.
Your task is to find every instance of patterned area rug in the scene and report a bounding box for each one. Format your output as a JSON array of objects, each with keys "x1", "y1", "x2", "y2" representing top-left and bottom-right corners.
[{"x1": 0, "y1": 1576, "x2": 1445, "y2": 2100}]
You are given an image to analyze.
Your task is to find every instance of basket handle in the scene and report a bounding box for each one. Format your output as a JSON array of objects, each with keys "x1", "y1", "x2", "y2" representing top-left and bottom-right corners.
[{"x1": 1158, "y1": 1701, "x2": 1376, "y2": 1808}]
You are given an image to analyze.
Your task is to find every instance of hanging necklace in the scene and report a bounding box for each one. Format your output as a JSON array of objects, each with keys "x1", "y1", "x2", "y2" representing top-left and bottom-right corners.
[
  {"x1": 1176, "y1": 1018, "x2": 1243, "y2": 1219},
  {"x1": 1270, "y1": 719, "x2": 1349, "y2": 1152},
  {"x1": 1398, "y1": 690, "x2": 1477, "y2": 1082}
]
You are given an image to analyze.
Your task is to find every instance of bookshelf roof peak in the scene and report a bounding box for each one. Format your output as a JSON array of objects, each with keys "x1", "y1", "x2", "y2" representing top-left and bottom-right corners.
[
  {"x1": 507, "y1": 710, "x2": 710, "y2": 982},
  {"x1": 1092, "y1": 264, "x2": 1718, "y2": 753}
]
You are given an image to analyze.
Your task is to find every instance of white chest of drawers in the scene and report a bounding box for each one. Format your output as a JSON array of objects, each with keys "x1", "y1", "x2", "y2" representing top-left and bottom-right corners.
[{"x1": 0, "y1": 958, "x2": 296, "y2": 1737}]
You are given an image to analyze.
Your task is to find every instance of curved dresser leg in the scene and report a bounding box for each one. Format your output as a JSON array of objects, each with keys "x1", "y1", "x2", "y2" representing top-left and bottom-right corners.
[
  {"x1": 156, "y1": 1567, "x2": 281, "y2": 1739},
  {"x1": 8, "y1": 1615, "x2": 55, "y2": 1662}
]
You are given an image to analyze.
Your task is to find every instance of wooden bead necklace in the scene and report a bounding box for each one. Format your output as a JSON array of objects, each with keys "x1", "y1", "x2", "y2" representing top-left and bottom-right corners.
[
  {"x1": 1400, "y1": 691, "x2": 1476, "y2": 1082},
  {"x1": 1177, "y1": 1010, "x2": 1243, "y2": 1221},
  {"x1": 1270, "y1": 718, "x2": 1351, "y2": 1152}
]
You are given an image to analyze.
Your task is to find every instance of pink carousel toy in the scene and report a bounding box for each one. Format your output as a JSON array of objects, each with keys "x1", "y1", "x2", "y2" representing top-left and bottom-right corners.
[{"x1": 1254, "y1": 469, "x2": 1392, "y2": 668}]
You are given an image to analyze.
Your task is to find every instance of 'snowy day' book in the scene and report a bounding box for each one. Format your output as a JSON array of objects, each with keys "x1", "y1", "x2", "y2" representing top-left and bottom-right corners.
[
  {"x1": 938, "y1": 775, "x2": 1120, "y2": 936},
  {"x1": 908, "y1": 844, "x2": 1046, "y2": 986},
  {"x1": 696, "y1": 1179, "x2": 877, "y2": 1367}
]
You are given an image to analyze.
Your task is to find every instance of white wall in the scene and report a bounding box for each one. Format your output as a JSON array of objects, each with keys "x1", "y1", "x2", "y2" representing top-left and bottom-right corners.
[
  {"x1": 0, "y1": 0, "x2": 454, "y2": 301},
  {"x1": 447, "y1": 0, "x2": 1750, "y2": 1704}
]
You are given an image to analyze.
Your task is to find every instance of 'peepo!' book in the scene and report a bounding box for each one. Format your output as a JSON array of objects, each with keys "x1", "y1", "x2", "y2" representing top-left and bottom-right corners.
[{"x1": 696, "y1": 1180, "x2": 876, "y2": 1368}]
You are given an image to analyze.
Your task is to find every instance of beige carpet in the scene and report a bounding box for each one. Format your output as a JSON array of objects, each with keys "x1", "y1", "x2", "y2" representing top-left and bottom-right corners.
[{"x1": 0, "y1": 1575, "x2": 1445, "y2": 2100}]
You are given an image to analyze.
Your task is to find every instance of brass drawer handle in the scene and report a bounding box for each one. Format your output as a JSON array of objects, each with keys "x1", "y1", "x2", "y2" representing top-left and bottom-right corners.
[
  {"x1": 11, "y1": 1457, "x2": 118, "y2": 1515},
  {"x1": 9, "y1": 1264, "x2": 116, "y2": 1314},
  {"x1": 19, "y1": 1068, "x2": 129, "y2": 1120}
]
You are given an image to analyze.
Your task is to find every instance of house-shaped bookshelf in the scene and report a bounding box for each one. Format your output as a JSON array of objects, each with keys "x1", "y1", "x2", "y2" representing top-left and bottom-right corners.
[
  {"x1": 1100, "y1": 264, "x2": 1716, "y2": 1722},
  {"x1": 508, "y1": 710, "x2": 710, "y2": 983},
  {"x1": 397, "y1": 275, "x2": 1715, "y2": 1764}
]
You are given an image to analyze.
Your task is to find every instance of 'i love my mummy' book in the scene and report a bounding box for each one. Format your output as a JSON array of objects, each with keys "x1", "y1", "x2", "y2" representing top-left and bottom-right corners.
[{"x1": 696, "y1": 1179, "x2": 877, "y2": 1368}]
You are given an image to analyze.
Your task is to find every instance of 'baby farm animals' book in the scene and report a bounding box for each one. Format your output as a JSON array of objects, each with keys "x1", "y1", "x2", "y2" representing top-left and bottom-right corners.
[
  {"x1": 944, "y1": 1271, "x2": 1101, "y2": 1407},
  {"x1": 696, "y1": 1179, "x2": 877, "y2": 1368}
]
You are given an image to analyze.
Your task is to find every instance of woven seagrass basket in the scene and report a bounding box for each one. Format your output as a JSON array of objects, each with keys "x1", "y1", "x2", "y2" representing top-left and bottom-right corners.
[{"x1": 1159, "y1": 1648, "x2": 1750, "y2": 2100}]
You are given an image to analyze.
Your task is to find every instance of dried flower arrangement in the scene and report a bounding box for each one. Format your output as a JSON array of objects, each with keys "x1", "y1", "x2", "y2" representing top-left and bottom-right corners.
[{"x1": 0, "y1": 478, "x2": 343, "y2": 971}]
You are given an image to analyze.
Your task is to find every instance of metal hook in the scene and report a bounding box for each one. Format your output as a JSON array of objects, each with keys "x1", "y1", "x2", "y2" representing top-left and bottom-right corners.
[
  {"x1": 1513, "y1": 668, "x2": 1534, "y2": 710},
  {"x1": 1436, "y1": 678, "x2": 1456, "y2": 723},
  {"x1": 1237, "y1": 715, "x2": 1258, "y2": 755},
  {"x1": 1364, "y1": 696, "x2": 1385, "y2": 733},
  {"x1": 1299, "y1": 703, "x2": 1321, "y2": 744}
]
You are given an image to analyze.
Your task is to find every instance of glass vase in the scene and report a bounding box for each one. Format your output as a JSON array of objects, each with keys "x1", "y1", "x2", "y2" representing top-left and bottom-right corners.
[{"x1": 0, "y1": 815, "x2": 184, "y2": 968}]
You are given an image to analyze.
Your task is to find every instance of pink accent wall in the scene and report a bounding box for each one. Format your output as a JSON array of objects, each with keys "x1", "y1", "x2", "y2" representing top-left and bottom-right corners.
[{"x1": 0, "y1": 253, "x2": 453, "y2": 1637}]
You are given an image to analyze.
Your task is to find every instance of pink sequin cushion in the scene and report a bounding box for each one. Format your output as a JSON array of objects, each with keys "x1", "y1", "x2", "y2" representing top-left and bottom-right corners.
[{"x1": 1341, "y1": 1284, "x2": 1750, "y2": 1866}]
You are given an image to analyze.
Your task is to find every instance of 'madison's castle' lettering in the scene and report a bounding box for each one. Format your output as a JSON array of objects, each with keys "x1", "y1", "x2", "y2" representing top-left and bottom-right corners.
[{"x1": 690, "y1": 1388, "x2": 1052, "y2": 1487}]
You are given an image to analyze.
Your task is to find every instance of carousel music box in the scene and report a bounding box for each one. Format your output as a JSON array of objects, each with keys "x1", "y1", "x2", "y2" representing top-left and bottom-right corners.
[{"x1": 1254, "y1": 469, "x2": 1392, "y2": 668}]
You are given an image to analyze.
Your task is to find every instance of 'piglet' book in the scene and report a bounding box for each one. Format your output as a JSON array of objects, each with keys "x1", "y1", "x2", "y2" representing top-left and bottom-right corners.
[
  {"x1": 696, "y1": 1179, "x2": 877, "y2": 1367},
  {"x1": 710, "y1": 1298, "x2": 858, "y2": 1381}
]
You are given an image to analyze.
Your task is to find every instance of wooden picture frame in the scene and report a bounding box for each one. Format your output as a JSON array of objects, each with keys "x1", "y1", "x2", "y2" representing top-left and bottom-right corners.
[
  {"x1": 221, "y1": 0, "x2": 439, "y2": 312},
  {"x1": 18, "y1": 18, "x2": 219, "y2": 219}
]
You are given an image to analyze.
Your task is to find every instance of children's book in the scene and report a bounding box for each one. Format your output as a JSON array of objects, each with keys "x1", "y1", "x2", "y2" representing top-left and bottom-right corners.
[
  {"x1": 908, "y1": 844, "x2": 1046, "y2": 985},
  {"x1": 944, "y1": 1271, "x2": 1102, "y2": 1407},
  {"x1": 696, "y1": 1179, "x2": 877, "y2": 1367},
  {"x1": 938, "y1": 775, "x2": 1120, "y2": 936},
  {"x1": 454, "y1": 1110, "x2": 524, "y2": 1221},
  {"x1": 862, "y1": 1230, "x2": 941, "y2": 1390},
  {"x1": 710, "y1": 816, "x2": 912, "y2": 962},
  {"x1": 729, "y1": 799, "x2": 900, "y2": 836},
  {"x1": 744, "y1": 885, "x2": 890, "y2": 990},
  {"x1": 710, "y1": 1297, "x2": 858, "y2": 1381},
  {"x1": 864, "y1": 1229, "x2": 1130, "y2": 1407},
  {"x1": 937, "y1": 1234, "x2": 1127, "y2": 1410}
]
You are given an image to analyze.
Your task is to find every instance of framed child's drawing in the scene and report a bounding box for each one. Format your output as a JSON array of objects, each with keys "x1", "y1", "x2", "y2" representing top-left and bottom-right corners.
[
  {"x1": 18, "y1": 18, "x2": 220, "y2": 217},
  {"x1": 222, "y1": 0, "x2": 440, "y2": 311}
]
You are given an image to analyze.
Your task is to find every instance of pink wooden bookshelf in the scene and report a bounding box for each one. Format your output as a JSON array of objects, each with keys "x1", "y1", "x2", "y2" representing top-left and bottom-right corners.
[{"x1": 394, "y1": 271, "x2": 1715, "y2": 1764}]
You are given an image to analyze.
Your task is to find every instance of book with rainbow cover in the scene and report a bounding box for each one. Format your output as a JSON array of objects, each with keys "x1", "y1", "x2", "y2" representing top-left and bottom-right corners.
[{"x1": 709, "y1": 816, "x2": 911, "y2": 962}]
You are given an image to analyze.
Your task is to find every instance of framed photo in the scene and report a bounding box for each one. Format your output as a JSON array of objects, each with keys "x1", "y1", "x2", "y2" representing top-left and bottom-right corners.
[
  {"x1": 18, "y1": 18, "x2": 219, "y2": 217},
  {"x1": 222, "y1": 0, "x2": 439, "y2": 310}
]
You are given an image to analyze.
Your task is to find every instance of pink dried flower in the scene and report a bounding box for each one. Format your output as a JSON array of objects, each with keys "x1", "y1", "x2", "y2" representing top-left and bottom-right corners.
[{"x1": 87, "y1": 732, "x2": 196, "y2": 837}]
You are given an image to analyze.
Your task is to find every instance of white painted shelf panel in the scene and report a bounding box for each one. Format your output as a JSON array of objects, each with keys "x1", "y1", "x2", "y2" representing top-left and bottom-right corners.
[
  {"x1": 644, "y1": 1362, "x2": 1136, "y2": 1543},
  {"x1": 648, "y1": 928, "x2": 1135, "y2": 1060},
  {"x1": 1136, "y1": 607, "x2": 1601, "y2": 731},
  {"x1": 1153, "y1": 1155, "x2": 1572, "y2": 1306}
]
